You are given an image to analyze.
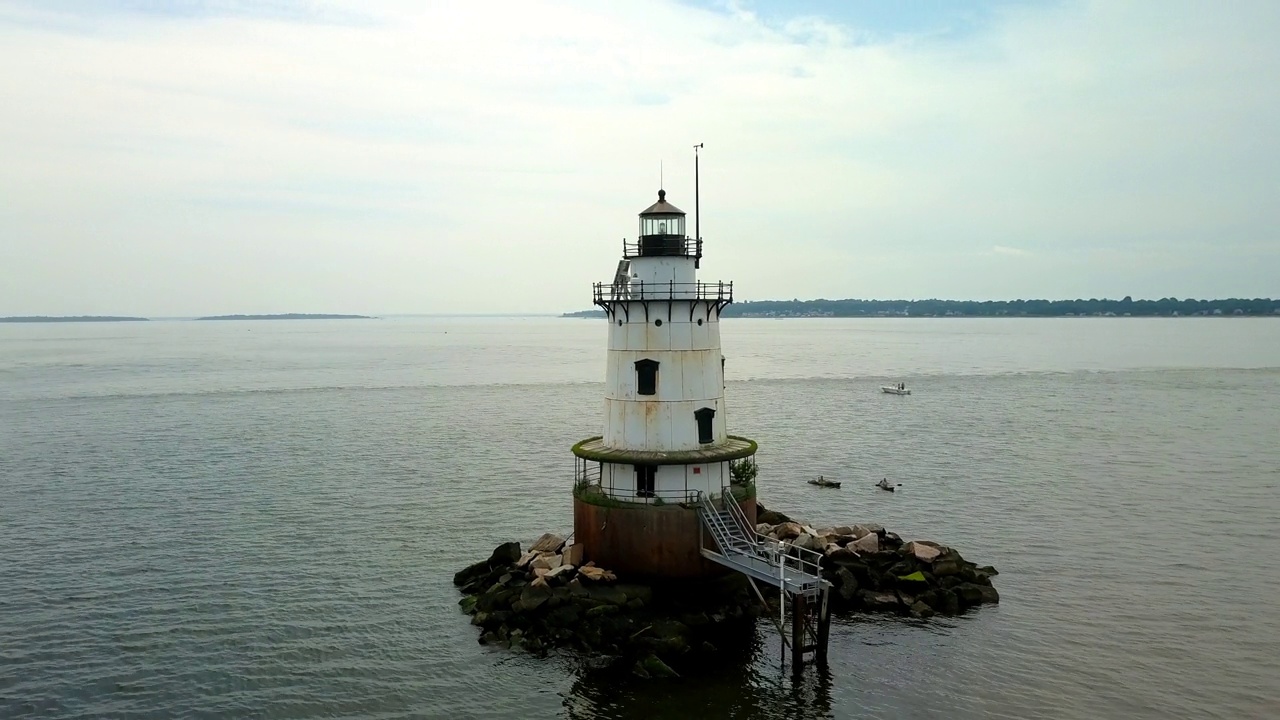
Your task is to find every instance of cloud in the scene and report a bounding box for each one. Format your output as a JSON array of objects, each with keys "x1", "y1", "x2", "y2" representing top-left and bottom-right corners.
[{"x1": 0, "y1": 0, "x2": 1278, "y2": 314}]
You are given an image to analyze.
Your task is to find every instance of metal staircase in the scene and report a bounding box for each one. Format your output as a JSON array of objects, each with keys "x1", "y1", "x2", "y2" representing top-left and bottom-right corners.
[{"x1": 696, "y1": 490, "x2": 832, "y2": 670}]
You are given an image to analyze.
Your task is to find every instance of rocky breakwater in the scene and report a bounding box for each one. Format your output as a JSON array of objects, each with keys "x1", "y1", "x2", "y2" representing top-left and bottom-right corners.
[
  {"x1": 452, "y1": 532, "x2": 759, "y2": 678},
  {"x1": 756, "y1": 502, "x2": 1000, "y2": 619}
]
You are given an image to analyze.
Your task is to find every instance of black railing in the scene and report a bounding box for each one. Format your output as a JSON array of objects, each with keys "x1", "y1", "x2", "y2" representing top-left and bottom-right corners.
[
  {"x1": 593, "y1": 280, "x2": 733, "y2": 304},
  {"x1": 623, "y1": 236, "x2": 702, "y2": 259}
]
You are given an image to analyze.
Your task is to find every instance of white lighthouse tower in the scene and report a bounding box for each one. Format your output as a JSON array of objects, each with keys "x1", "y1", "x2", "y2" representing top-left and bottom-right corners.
[{"x1": 571, "y1": 184, "x2": 758, "y2": 578}]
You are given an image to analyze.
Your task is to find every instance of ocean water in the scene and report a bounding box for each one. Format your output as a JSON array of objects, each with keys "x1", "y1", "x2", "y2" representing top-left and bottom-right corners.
[{"x1": 2, "y1": 317, "x2": 1278, "y2": 719}]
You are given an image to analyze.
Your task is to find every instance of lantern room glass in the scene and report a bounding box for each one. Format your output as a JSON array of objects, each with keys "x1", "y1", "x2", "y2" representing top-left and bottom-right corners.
[{"x1": 640, "y1": 215, "x2": 684, "y2": 237}]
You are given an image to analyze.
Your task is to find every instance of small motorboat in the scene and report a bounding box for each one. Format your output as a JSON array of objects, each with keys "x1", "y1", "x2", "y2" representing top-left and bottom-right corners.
[
  {"x1": 808, "y1": 475, "x2": 842, "y2": 489},
  {"x1": 876, "y1": 478, "x2": 897, "y2": 492},
  {"x1": 881, "y1": 385, "x2": 911, "y2": 395}
]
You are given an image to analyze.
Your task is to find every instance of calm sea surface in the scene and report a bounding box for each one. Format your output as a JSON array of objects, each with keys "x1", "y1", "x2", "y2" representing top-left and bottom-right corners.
[{"x1": 2, "y1": 317, "x2": 1278, "y2": 719}]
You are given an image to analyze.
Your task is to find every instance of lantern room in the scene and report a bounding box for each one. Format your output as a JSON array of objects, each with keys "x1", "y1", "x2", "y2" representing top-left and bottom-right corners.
[
  {"x1": 631, "y1": 189, "x2": 699, "y2": 260},
  {"x1": 639, "y1": 189, "x2": 685, "y2": 238}
]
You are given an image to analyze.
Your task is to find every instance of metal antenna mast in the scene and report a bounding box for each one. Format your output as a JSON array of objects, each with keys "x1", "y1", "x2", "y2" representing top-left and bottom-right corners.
[{"x1": 696, "y1": 141, "x2": 706, "y2": 244}]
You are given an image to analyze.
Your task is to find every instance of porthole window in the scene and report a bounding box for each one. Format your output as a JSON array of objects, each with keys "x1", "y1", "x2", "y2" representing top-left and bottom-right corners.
[
  {"x1": 694, "y1": 407, "x2": 716, "y2": 444},
  {"x1": 618, "y1": 319, "x2": 623, "y2": 326},
  {"x1": 635, "y1": 358, "x2": 659, "y2": 396},
  {"x1": 654, "y1": 319, "x2": 663, "y2": 327},
  {"x1": 697, "y1": 319, "x2": 703, "y2": 326}
]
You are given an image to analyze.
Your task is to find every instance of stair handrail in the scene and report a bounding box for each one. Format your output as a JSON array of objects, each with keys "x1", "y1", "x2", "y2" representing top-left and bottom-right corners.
[
  {"x1": 722, "y1": 488, "x2": 825, "y2": 583},
  {"x1": 721, "y1": 487, "x2": 755, "y2": 539}
]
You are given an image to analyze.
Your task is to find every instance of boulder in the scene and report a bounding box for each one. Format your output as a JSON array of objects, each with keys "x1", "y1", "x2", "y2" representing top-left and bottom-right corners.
[
  {"x1": 638, "y1": 653, "x2": 679, "y2": 679},
  {"x1": 791, "y1": 533, "x2": 820, "y2": 551},
  {"x1": 528, "y1": 576, "x2": 549, "y2": 590},
  {"x1": 774, "y1": 522, "x2": 803, "y2": 541},
  {"x1": 515, "y1": 551, "x2": 539, "y2": 570},
  {"x1": 531, "y1": 554, "x2": 562, "y2": 571},
  {"x1": 825, "y1": 544, "x2": 860, "y2": 563},
  {"x1": 755, "y1": 503, "x2": 792, "y2": 525},
  {"x1": 955, "y1": 583, "x2": 988, "y2": 607},
  {"x1": 544, "y1": 564, "x2": 576, "y2": 581},
  {"x1": 859, "y1": 590, "x2": 900, "y2": 610},
  {"x1": 904, "y1": 541, "x2": 942, "y2": 563},
  {"x1": 851, "y1": 533, "x2": 879, "y2": 554},
  {"x1": 529, "y1": 533, "x2": 566, "y2": 554},
  {"x1": 488, "y1": 541, "x2": 522, "y2": 566},
  {"x1": 586, "y1": 585, "x2": 628, "y2": 606},
  {"x1": 835, "y1": 568, "x2": 859, "y2": 600},
  {"x1": 909, "y1": 601, "x2": 935, "y2": 619},
  {"x1": 931, "y1": 560, "x2": 961, "y2": 577},
  {"x1": 756, "y1": 523, "x2": 773, "y2": 534},
  {"x1": 855, "y1": 523, "x2": 885, "y2": 537},
  {"x1": 561, "y1": 544, "x2": 584, "y2": 567},
  {"x1": 452, "y1": 559, "x2": 491, "y2": 587},
  {"x1": 578, "y1": 566, "x2": 616, "y2": 583}
]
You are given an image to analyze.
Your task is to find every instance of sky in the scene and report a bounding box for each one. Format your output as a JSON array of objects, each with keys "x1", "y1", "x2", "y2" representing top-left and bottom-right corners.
[{"x1": 1, "y1": 0, "x2": 1278, "y2": 316}]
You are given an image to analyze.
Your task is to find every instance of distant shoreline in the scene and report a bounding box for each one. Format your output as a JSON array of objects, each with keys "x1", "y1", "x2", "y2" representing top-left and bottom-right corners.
[
  {"x1": 195, "y1": 313, "x2": 374, "y2": 321},
  {"x1": 0, "y1": 316, "x2": 149, "y2": 323},
  {"x1": 562, "y1": 296, "x2": 1280, "y2": 319}
]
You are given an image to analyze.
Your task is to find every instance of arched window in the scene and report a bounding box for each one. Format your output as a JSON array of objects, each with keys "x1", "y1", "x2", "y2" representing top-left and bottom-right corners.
[
  {"x1": 635, "y1": 359, "x2": 659, "y2": 396},
  {"x1": 694, "y1": 407, "x2": 716, "y2": 444}
]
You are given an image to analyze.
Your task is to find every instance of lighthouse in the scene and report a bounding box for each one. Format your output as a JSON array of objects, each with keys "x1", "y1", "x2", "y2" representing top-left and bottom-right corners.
[{"x1": 571, "y1": 185, "x2": 760, "y2": 578}]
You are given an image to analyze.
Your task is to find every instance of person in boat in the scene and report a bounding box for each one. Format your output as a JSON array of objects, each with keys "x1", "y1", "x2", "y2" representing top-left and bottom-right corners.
[{"x1": 878, "y1": 477, "x2": 891, "y2": 489}]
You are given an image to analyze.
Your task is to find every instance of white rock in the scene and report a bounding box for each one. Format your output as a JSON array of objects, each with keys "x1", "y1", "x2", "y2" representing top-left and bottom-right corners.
[
  {"x1": 545, "y1": 564, "x2": 576, "y2": 579},
  {"x1": 531, "y1": 553, "x2": 562, "y2": 571}
]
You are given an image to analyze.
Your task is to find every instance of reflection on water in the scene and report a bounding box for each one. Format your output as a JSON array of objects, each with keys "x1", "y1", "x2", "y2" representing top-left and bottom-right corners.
[{"x1": 563, "y1": 627, "x2": 834, "y2": 720}]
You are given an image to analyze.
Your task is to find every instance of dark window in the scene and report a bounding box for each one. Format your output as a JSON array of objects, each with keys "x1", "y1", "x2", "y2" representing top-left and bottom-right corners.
[
  {"x1": 635, "y1": 464, "x2": 656, "y2": 498},
  {"x1": 654, "y1": 319, "x2": 662, "y2": 327},
  {"x1": 695, "y1": 407, "x2": 716, "y2": 444},
  {"x1": 635, "y1": 358, "x2": 659, "y2": 396}
]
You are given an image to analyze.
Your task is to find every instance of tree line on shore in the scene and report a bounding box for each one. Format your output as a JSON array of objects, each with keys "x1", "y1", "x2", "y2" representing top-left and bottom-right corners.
[
  {"x1": 563, "y1": 296, "x2": 1278, "y2": 318},
  {"x1": 723, "y1": 296, "x2": 1278, "y2": 317}
]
